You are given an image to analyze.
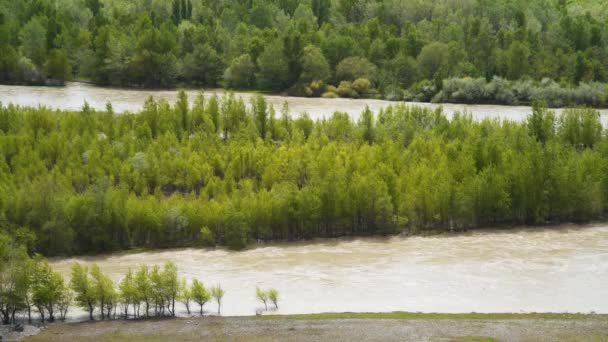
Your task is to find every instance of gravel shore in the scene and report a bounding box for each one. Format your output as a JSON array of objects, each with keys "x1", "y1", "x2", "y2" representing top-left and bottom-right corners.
[{"x1": 14, "y1": 315, "x2": 608, "y2": 342}]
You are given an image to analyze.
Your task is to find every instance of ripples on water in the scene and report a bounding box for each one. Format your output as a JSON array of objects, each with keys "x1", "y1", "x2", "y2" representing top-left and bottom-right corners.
[{"x1": 49, "y1": 225, "x2": 608, "y2": 318}]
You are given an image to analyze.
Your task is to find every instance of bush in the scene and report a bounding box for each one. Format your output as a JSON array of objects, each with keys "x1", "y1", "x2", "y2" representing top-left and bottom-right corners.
[
  {"x1": 409, "y1": 80, "x2": 437, "y2": 102},
  {"x1": 383, "y1": 85, "x2": 404, "y2": 101},
  {"x1": 335, "y1": 57, "x2": 378, "y2": 83},
  {"x1": 336, "y1": 81, "x2": 357, "y2": 98},
  {"x1": 434, "y1": 77, "x2": 606, "y2": 107}
]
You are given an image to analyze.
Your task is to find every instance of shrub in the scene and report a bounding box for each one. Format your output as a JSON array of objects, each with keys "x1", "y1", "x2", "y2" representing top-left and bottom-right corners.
[
  {"x1": 322, "y1": 91, "x2": 337, "y2": 98},
  {"x1": 336, "y1": 57, "x2": 378, "y2": 83},
  {"x1": 336, "y1": 81, "x2": 357, "y2": 98}
]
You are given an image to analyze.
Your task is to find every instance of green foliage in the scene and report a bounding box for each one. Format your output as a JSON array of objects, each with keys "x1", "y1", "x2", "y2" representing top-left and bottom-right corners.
[
  {"x1": 300, "y1": 45, "x2": 330, "y2": 84},
  {"x1": 210, "y1": 285, "x2": 225, "y2": 315},
  {"x1": 0, "y1": 95, "x2": 608, "y2": 256},
  {"x1": 0, "y1": 0, "x2": 608, "y2": 104},
  {"x1": 268, "y1": 288, "x2": 279, "y2": 309},
  {"x1": 256, "y1": 39, "x2": 290, "y2": 91},
  {"x1": 417, "y1": 42, "x2": 449, "y2": 80},
  {"x1": 256, "y1": 287, "x2": 269, "y2": 310},
  {"x1": 224, "y1": 54, "x2": 256, "y2": 89},
  {"x1": 336, "y1": 57, "x2": 378, "y2": 83},
  {"x1": 191, "y1": 278, "x2": 209, "y2": 315},
  {"x1": 70, "y1": 263, "x2": 97, "y2": 320}
]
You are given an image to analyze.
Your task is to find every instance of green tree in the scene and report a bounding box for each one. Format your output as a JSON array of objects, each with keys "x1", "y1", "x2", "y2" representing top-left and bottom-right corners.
[
  {"x1": 299, "y1": 45, "x2": 330, "y2": 84},
  {"x1": 191, "y1": 278, "x2": 209, "y2": 315},
  {"x1": 224, "y1": 54, "x2": 256, "y2": 89},
  {"x1": 335, "y1": 57, "x2": 377, "y2": 83},
  {"x1": 44, "y1": 49, "x2": 71, "y2": 84},
  {"x1": 417, "y1": 42, "x2": 449, "y2": 80},
  {"x1": 70, "y1": 263, "x2": 97, "y2": 320},
  {"x1": 256, "y1": 287, "x2": 268, "y2": 310},
  {"x1": 268, "y1": 288, "x2": 279, "y2": 308},
  {"x1": 257, "y1": 40, "x2": 290, "y2": 91},
  {"x1": 210, "y1": 285, "x2": 225, "y2": 315}
]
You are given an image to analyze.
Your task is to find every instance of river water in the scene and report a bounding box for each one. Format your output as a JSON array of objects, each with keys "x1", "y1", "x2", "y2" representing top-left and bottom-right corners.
[
  {"x1": 2, "y1": 82, "x2": 608, "y2": 123},
  {"x1": 48, "y1": 225, "x2": 608, "y2": 317},
  {"x1": 4, "y1": 84, "x2": 608, "y2": 317}
]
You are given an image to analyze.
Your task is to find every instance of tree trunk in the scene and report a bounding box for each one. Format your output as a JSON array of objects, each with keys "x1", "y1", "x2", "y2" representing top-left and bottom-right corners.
[{"x1": 88, "y1": 303, "x2": 94, "y2": 320}]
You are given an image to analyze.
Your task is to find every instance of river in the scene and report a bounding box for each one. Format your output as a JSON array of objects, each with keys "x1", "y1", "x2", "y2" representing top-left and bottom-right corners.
[
  {"x1": 4, "y1": 83, "x2": 608, "y2": 318},
  {"x1": 48, "y1": 225, "x2": 608, "y2": 317},
  {"x1": 2, "y1": 82, "x2": 608, "y2": 124}
]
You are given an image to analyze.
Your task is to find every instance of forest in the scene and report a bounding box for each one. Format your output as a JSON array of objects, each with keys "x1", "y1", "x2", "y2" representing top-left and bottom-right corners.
[
  {"x1": 1, "y1": 0, "x2": 608, "y2": 106},
  {"x1": 0, "y1": 92, "x2": 606, "y2": 256}
]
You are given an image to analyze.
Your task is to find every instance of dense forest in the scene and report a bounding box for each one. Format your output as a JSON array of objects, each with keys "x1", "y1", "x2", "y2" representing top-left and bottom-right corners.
[
  {"x1": 0, "y1": 92, "x2": 606, "y2": 256},
  {"x1": 1, "y1": 0, "x2": 608, "y2": 105}
]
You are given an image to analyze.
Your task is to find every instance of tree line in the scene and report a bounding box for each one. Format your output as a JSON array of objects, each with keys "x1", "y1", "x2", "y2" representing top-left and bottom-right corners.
[
  {"x1": 1, "y1": 0, "x2": 608, "y2": 106},
  {"x1": 0, "y1": 233, "x2": 235, "y2": 325},
  {"x1": 0, "y1": 92, "x2": 606, "y2": 257}
]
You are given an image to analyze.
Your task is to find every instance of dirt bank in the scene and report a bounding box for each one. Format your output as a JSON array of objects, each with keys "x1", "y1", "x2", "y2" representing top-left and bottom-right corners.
[{"x1": 17, "y1": 313, "x2": 608, "y2": 342}]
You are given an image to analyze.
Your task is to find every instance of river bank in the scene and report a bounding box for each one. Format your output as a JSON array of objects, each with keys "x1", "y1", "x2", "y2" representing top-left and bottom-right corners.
[
  {"x1": 12, "y1": 312, "x2": 608, "y2": 342},
  {"x1": 45, "y1": 224, "x2": 608, "y2": 318},
  {"x1": 2, "y1": 82, "x2": 608, "y2": 124}
]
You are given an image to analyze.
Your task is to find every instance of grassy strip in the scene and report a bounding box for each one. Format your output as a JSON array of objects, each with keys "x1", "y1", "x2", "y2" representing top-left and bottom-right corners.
[{"x1": 255, "y1": 311, "x2": 608, "y2": 320}]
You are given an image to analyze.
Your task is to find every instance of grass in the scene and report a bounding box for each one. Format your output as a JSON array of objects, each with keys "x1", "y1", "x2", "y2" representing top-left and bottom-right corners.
[{"x1": 256, "y1": 311, "x2": 608, "y2": 320}]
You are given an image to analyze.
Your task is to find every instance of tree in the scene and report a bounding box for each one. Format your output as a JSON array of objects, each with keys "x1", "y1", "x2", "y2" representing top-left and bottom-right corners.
[
  {"x1": 256, "y1": 287, "x2": 268, "y2": 310},
  {"x1": 135, "y1": 266, "x2": 152, "y2": 317},
  {"x1": 32, "y1": 259, "x2": 65, "y2": 322},
  {"x1": 19, "y1": 17, "x2": 47, "y2": 67},
  {"x1": 335, "y1": 57, "x2": 377, "y2": 83},
  {"x1": 70, "y1": 263, "x2": 97, "y2": 320},
  {"x1": 119, "y1": 269, "x2": 137, "y2": 318},
  {"x1": 178, "y1": 278, "x2": 192, "y2": 315},
  {"x1": 45, "y1": 49, "x2": 70, "y2": 84},
  {"x1": 506, "y1": 41, "x2": 530, "y2": 80},
  {"x1": 210, "y1": 285, "x2": 225, "y2": 315},
  {"x1": 191, "y1": 278, "x2": 209, "y2": 315},
  {"x1": 176, "y1": 90, "x2": 189, "y2": 133},
  {"x1": 417, "y1": 42, "x2": 449, "y2": 80},
  {"x1": 90, "y1": 264, "x2": 115, "y2": 319},
  {"x1": 252, "y1": 95, "x2": 268, "y2": 139},
  {"x1": 311, "y1": 0, "x2": 331, "y2": 25},
  {"x1": 224, "y1": 54, "x2": 256, "y2": 89},
  {"x1": 183, "y1": 44, "x2": 224, "y2": 86},
  {"x1": 528, "y1": 102, "x2": 555, "y2": 144},
  {"x1": 257, "y1": 40, "x2": 290, "y2": 91},
  {"x1": 162, "y1": 261, "x2": 179, "y2": 317},
  {"x1": 268, "y1": 288, "x2": 279, "y2": 309},
  {"x1": 299, "y1": 45, "x2": 330, "y2": 84}
]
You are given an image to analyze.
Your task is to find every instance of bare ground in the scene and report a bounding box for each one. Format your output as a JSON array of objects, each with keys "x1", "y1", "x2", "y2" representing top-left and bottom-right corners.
[{"x1": 15, "y1": 315, "x2": 608, "y2": 342}]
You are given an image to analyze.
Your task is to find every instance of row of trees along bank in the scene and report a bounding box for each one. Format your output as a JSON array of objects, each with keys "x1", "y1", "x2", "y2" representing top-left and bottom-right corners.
[{"x1": 0, "y1": 233, "x2": 240, "y2": 324}]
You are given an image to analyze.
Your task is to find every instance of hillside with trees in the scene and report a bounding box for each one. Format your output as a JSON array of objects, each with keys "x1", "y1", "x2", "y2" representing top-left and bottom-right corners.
[
  {"x1": 0, "y1": 92, "x2": 606, "y2": 256},
  {"x1": 1, "y1": 0, "x2": 608, "y2": 106}
]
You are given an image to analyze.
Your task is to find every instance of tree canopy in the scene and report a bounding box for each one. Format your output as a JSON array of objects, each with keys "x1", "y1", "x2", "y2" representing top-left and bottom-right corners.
[{"x1": 0, "y1": 0, "x2": 607, "y2": 105}]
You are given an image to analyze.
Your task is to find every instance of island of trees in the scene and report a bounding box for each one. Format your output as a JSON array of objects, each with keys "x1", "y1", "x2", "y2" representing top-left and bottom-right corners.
[
  {"x1": 0, "y1": 92, "x2": 606, "y2": 256},
  {"x1": 1, "y1": 0, "x2": 608, "y2": 106}
]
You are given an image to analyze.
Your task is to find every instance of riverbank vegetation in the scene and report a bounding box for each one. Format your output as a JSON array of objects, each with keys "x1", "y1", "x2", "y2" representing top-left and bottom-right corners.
[
  {"x1": 0, "y1": 93, "x2": 607, "y2": 256},
  {"x1": 0, "y1": 235, "x2": 227, "y2": 325},
  {"x1": 1, "y1": 1, "x2": 608, "y2": 106}
]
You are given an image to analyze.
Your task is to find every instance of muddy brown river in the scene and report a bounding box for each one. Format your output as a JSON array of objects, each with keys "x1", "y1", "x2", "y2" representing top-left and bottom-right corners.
[
  {"x1": 48, "y1": 225, "x2": 608, "y2": 317},
  {"x1": 2, "y1": 82, "x2": 608, "y2": 123},
  {"x1": 3, "y1": 84, "x2": 608, "y2": 318}
]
